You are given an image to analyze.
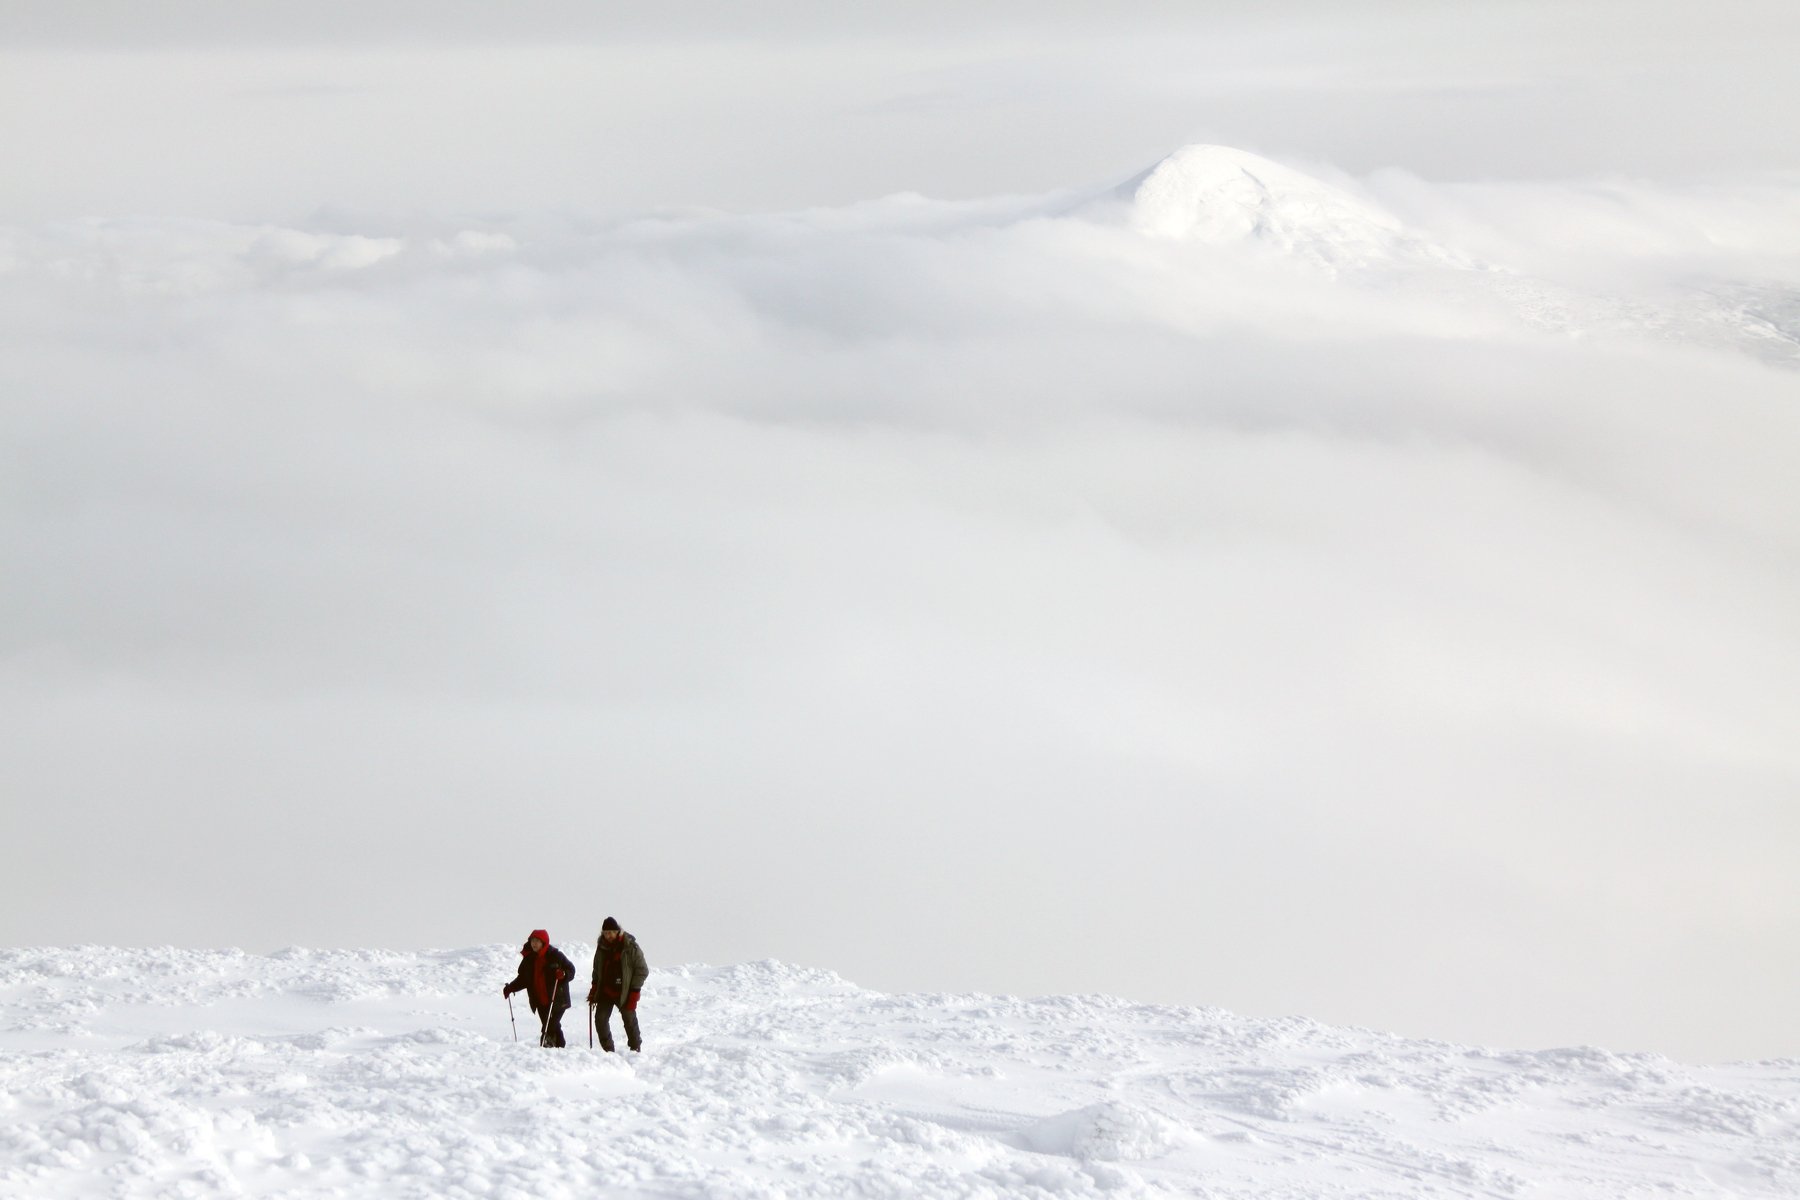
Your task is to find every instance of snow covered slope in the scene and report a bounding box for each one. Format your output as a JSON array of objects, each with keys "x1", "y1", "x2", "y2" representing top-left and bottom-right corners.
[{"x1": 2, "y1": 947, "x2": 1795, "y2": 1198}]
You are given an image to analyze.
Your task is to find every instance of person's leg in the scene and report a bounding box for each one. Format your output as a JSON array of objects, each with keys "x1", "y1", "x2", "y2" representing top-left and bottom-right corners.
[
  {"x1": 621, "y1": 1001, "x2": 642, "y2": 1052},
  {"x1": 595, "y1": 1001, "x2": 617, "y2": 1052},
  {"x1": 547, "y1": 1006, "x2": 567, "y2": 1047}
]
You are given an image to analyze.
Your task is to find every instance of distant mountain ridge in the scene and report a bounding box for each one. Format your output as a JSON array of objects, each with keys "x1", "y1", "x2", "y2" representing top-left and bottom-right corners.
[{"x1": 4, "y1": 152, "x2": 1796, "y2": 367}]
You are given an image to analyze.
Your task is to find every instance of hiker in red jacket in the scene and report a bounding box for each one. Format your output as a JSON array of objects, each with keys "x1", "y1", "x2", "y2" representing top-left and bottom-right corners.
[{"x1": 502, "y1": 929, "x2": 576, "y2": 1047}]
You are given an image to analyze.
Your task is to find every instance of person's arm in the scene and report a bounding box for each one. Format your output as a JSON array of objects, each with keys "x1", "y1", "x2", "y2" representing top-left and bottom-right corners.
[{"x1": 627, "y1": 940, "x2": 649, "y2": 991}]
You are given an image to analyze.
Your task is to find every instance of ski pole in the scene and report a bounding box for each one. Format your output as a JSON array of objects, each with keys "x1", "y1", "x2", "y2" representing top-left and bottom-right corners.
[
  {"x1": 507, "y1": 993, "x2": 517, "y2": 1042},
  {"x1": 588, "y1": 1001, "x2": 594, "y2": 1048}
]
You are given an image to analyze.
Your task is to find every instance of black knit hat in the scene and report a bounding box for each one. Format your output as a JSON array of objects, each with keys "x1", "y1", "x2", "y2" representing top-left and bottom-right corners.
[{"x1": 601, "y1": 916, "x2": 621, "y2": 932}]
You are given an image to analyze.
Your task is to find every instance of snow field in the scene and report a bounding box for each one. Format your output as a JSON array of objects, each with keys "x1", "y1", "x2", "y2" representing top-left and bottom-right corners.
[{"x1": 1, "y1": 947, "x2": 1796, "y2": 1198}]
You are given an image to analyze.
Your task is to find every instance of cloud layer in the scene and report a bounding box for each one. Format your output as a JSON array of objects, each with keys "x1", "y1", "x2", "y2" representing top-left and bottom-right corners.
[{"x1": 4, "y1": 141, "x2": 1800, "y2": 1062}]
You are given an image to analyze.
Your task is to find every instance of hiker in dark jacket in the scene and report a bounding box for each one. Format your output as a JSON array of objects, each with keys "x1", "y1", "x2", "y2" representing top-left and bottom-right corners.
[
  {"x1": 587, "y1": 917, "x2": 649, "y2": 1053},
  {"x1": 503, "y1": 928, "x2": 576, "y2": 1047}
]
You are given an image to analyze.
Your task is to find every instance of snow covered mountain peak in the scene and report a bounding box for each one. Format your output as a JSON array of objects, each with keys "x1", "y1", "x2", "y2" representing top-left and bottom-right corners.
[{"x1": 1125, "y1": 144, "x2": 1468, "y2": 270}]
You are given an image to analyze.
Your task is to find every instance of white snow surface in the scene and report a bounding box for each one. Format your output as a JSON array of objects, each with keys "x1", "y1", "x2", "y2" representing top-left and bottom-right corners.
[{"x1": 3, "y1": 947, "x2": 1795, "y2": 1198}]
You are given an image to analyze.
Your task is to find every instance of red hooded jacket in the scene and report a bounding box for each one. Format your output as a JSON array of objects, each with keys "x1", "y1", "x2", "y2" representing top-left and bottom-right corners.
[{"x1": 507, "y1": 929, "x2": 575, "y2": 1011}]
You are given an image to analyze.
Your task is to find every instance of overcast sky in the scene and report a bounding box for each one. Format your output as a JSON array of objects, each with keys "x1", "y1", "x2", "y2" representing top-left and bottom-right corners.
[
  {"x1": 3, "y1": 2, "x2": 1799, "y2": 1065},
  {"x1": 4, "y1": 0, "x2": 1800, "y2": 220}
]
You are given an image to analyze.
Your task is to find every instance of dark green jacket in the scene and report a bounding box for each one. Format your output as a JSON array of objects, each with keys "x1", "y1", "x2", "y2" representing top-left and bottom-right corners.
[{"x1": 590, "y1": 932, "x2": 649, "y2": 1000}]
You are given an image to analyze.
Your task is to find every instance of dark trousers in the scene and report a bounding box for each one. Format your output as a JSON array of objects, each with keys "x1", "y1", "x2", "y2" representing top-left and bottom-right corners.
[
  {"x1": 594, "y1": 997, "x2": 641, "y2": 1052},
  {"x1": 533, "y1": 1002, "x2": 567, "y2": 1047}
]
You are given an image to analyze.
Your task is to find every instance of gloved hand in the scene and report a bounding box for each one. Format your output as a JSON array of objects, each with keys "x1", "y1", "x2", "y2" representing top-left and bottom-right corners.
[
  {"x1": 502, "y1": 983, "x2": 515, "y2": 997},
  {"x1": 587, "y1": 987, "x2": 598, "y2": 1004},
  {"x1": 624, "y1": 990, "x2": 641, "y2": 1012}
]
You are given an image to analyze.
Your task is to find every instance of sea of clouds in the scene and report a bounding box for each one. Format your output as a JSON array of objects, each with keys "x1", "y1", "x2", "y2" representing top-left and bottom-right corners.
[{"x1": 6, "y1": 149, "x2": 1797, "y2": 1063}]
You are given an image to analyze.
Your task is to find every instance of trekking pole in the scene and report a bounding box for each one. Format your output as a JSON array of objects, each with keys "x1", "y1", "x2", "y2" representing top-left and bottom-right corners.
[
  {"x1": 541, "y1": 976, "x2": 562, "y2": 1047},
  {"x1": 507, "y1": 993, "x2": 518, "y2": 1042},
  {"x1": 588, "y1": 1001, "x2": 594, "y2": 1048}
]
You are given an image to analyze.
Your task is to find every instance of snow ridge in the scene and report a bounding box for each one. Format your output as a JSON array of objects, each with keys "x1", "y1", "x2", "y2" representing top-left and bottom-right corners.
[{"x1": 2, "y1": 946, "x2": 1796, "y2": 1198}]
